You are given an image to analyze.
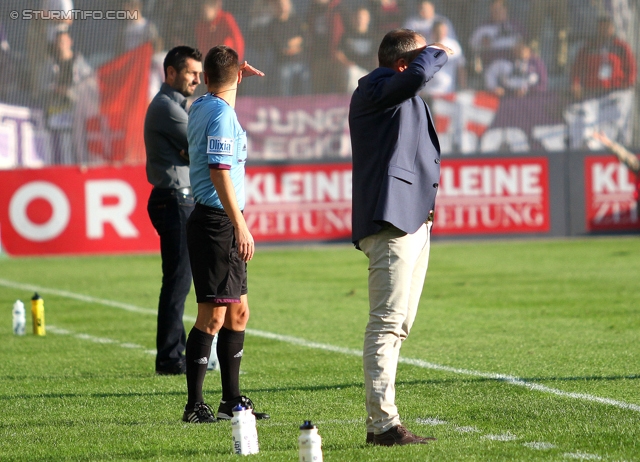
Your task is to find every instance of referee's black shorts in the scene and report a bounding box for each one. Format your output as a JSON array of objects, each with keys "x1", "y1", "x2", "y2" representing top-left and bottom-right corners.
[{"x1": 186, "y1": 203, "x2": 248, "y2": 304}]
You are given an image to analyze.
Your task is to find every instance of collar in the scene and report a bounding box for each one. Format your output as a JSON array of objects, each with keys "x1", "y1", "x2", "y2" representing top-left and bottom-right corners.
[{"x1": 160, "y1": 82, "x2": 187, "y2": 108}]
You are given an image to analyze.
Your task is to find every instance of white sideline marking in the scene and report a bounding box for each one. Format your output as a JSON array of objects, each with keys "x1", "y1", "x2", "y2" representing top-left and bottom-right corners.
[
  {"x1": 48, "y1": 325, "x2": 154, "y2": 355},
  {"x1": 455, "y1": 426, "x2": 481, "y2": 433},
  {"x1": 416, "y1": 417, "x2": 448, "y2": 425},
  {"x1": 563, "y1": 452, "x2": 602, "y2": 460},
  {"x1": 524, "y1": 442, "x2": 556, "y2": 450},
  {"x1": 2, "y1": 277, "x2": 640, "y2": 414},
  {"x1": 483, "y1": 433, "x2": 518, "y2": 441}
]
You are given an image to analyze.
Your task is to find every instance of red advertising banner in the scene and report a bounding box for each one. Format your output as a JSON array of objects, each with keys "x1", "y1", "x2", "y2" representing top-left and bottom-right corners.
[
  {"x1": 0, "y1": 166, "x2": 158, "y2": 256},
  {"x1": 584, "y1": 156, "x2": 640, "y2": 231},
  {"x1": 434, "y1": 157, "x2": 550, "y2": 235},
  {"x1": 0, "y1": 158, "x2": 557, "y2": 256},
  {"x1": 0, "y1": 163, "x2": 353, "y2": 256},
  {"x1": 244, "y1": 163, "x2": 352, "y2": 242}
]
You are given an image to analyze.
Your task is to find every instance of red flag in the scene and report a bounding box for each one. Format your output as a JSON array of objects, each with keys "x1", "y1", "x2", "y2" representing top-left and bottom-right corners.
[{"x1": 86, "y1": 43, "x2": 153, "y2": 164}]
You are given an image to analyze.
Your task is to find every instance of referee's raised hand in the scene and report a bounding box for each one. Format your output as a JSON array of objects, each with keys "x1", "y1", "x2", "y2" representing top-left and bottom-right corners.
[{"x1": 239, "y1": 61, "x2": 265, "y2": 78}]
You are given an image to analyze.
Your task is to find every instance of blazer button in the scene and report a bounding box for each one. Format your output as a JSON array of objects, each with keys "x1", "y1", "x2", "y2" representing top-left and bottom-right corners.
[
  {"x1": 435, "y1": 158, "x2": 440, "y2": 164},
  {"x1": 433, "y1": 183, "x2": 439, "y2": 188}
]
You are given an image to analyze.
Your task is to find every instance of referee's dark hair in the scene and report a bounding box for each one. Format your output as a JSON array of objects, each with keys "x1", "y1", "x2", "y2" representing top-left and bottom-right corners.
[
  {"x1": 163, "y1": 46, "x2": 203, "y2": 78},
  {"x1": 204, "y1": 46, "x2": 240, "y2": 88},
  {"x1": 378, "y1": 29, "x2": 424, "y2": 68}
]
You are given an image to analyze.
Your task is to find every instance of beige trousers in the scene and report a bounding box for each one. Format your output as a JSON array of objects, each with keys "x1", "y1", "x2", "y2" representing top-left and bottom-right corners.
[{"x1": 358, "y1": 222, "x2": 432, "y2": 434}]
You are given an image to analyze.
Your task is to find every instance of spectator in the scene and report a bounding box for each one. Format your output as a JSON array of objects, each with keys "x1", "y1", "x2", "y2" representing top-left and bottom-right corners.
[
  {"x1": 42, "y1": 0, "x2": 74, "y2": 45},
  {"x1": 570, "y1": 0, "x2": 634, "y2": 44},
  {"x1": 0, "y1": 21, "x2": 8, "y2": 54},
  {"x1": 26, "y1": 0, "x2": 74, "y2": 98},
  {"x1": 570, "y1": 16, "x2": 637, "y2": 100},
  {"x1": 0, "y1": 22, "x2": 16, "y2": 104},
  {"x1": 422, "y1": 20, "x2": 466, "y2": 97},
  {"x1": 438, "y1": 0, "x2": 483, "y2": 55},
  {"x1": 484, "y1": 42, "x2": 548, "y2": 97},
  {"x1": 157, "y1": 3, "x2": 200, "y2": 49},
  {"x1": 528, "y1": 0, "x2": 569, "y2": 73},
  {"x1": 248, "y1": 0, "x2": 276, "y2": 30},
  {"x1": 266, "y1": 0, "x2": 311, "y2": 96},
  {"x1": 604, "y1": 0, "x2": 633, "y2": 42},
  {"x1": 237, "y1": 0, "x2": 279, "y2": 96},
  {"x1": 196, "y1": 0, "x2": 245, "y2": 61},
  {"x1": 469, "y1": 0, "x2": 523, "y2": 74},
  {"x1": 116, "y1": 0, "x2": 164, "y2": 102},
  {"x1": 569, "y1": 0, "x2": 609, "y2": 43},
  {"x1": 118, "y1": 0, "x2": 163, "y2": 54},
  {"x1": 306, "y1": 0, "x2": 345, "y2": 94},
  {"x1": 368, "y1": 0, "x2": 407, "y2": 37},
  {"x1": 39, "y1": 31, "x2": 93, "y2": 164},
  {"x1": 403, "y1": 1, "x2": 458, "y2": 42},
  {"x1": 335, "y1": 5, "x2": 377, "y2": 93}
]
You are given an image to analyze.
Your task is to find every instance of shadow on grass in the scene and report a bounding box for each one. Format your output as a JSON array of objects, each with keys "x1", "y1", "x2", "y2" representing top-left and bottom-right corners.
[{"x1": 0, "y1": 373, "x2": 638, "y2": 402}]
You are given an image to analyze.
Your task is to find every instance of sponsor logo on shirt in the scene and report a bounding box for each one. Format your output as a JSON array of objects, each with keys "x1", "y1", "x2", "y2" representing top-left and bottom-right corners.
[{"x1": 207, "y1": 136, "x2": 233, "y2": 156}]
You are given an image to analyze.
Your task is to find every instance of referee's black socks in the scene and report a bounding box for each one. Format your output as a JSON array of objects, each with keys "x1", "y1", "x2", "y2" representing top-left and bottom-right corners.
[
  {"x1": 185, "y1": 327, "x2": 214, "y2": 409},
  {"x1": 217, "y1": 327, "x2": 245, "y2": 401}
]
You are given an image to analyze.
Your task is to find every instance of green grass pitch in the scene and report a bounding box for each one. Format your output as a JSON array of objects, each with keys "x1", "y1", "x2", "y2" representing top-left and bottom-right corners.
[{"x1": 1, "y1": 237, "x2": 639, "y2": 461}]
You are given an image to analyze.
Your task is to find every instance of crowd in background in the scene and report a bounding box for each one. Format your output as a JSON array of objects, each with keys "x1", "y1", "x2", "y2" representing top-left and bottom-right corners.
[{"x1": 0, "y1": 0, "x2": 639, "y2": 161}]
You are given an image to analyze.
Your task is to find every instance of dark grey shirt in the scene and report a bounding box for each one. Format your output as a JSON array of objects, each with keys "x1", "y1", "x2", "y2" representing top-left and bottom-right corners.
[{"x1": 144, "y1": 82, "x2": 190, "y2": 189}]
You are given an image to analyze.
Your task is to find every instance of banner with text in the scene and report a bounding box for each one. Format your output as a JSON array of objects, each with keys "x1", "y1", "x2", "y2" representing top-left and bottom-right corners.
[
  {"x1": 584, "y1": 156, "x2": 640, "y2": 232},
  {"x1": 244, "y1": 163, "x2": 352, "y2": 242},
  {"x1": 0, "y1": 103, "x2": 49, "y2": 169},
  {"x1": 6, "y1": 155, "x2": 636, "y2": 255},
  {"x1": 0, "y1": 166, "x2": 158, "y2": 256},
  {"x1": 233, "y1": 90, "x2": 634, "y2": 160},
  {"x1": 0, "y1": 163, "x2": 354, "y2": 256},
  {"x1": 236, "y1": 95, "x2": 351, "y2": 161},
  {"x1": 434, "y1": 157, "x2": 550, "y2": 235}
]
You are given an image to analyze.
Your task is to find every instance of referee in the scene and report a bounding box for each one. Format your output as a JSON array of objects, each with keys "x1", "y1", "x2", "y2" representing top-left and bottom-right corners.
[
  {"x1": 144, "y1": 46, "x2": 202, "y2": 375},
  {"x1": 182, "y1": 46, "x2": 268, "y2": 423}
]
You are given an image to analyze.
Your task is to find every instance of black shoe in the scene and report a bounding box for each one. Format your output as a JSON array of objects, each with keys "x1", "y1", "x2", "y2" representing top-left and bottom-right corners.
[
  {"x1": 373, "y1": 425, "x2": 436, "y2": 446},
  {"x1": 182, "y1": 402, "x2": 216, "y2": 423},
  {"x1": 366, "y1": 432, "x2": 374, "y2": 444},
  {"x1": 156, "y1": 360, "x2": 186, "y2": 376},
  {"x1": 217, "y1": 395, "x2": 270, "y2": 420}
]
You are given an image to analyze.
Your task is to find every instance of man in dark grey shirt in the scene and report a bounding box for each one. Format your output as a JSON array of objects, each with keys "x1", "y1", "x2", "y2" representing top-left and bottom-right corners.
[{"x1": 144, "y1": 46, "x2": 202, "y2": 375}]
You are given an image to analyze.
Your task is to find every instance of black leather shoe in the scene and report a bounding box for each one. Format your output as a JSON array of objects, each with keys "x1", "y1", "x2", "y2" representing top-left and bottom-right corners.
[
  {"x1": 156, "y1": 360, "x2": 186, "y2": 375},
  {"x1": 217, "y1": 395, "x2": 270, "y2": 420},
  {"x1": 373, "y1": 425, "x2": 436, "y2": 446}
]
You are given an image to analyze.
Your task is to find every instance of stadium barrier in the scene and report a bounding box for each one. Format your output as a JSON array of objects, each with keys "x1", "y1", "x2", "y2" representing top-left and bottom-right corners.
[{"x1": 0, "y1": 151, "x2": 638, "y2": 256}]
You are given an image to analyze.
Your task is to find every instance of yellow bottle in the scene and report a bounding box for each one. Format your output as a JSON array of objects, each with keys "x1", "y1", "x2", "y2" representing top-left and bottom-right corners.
[{"x1": 31, "y1": 292, "x2": 46, "y2": 336}]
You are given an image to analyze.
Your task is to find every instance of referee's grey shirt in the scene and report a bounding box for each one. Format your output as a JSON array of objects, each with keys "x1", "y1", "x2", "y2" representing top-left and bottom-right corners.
[{"x1": 144, "y1": 82, "x2": 190, "y2": 189}]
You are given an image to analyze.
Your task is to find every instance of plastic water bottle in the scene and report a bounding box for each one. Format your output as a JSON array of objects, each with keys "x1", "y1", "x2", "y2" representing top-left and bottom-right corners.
[
  {"x1": 231, "y1": 405, "x2": 259, "y2": 455},
  {"x1": 246, "y1": 406, "x2": 259, "y2": 454},
  {"x1": 12, "y1": 300, "x2": 25, "y2": 335},
  {"x1": 299, "y1": 421, "x2": 323, "y2": 462},
  {"x1": 31, "y1": 292, "x2": 45, "y2": 336}
]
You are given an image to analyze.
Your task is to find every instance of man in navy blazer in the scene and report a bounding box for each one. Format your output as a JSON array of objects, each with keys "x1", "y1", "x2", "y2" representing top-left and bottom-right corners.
[{"x1": 349, "y1": 29, "x2": 451, "y2": 447}]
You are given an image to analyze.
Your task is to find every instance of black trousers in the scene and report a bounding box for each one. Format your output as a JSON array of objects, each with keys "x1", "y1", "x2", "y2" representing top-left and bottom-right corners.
[{"x1": 147, "y1": 188, "x2": 195, "y2": 371}]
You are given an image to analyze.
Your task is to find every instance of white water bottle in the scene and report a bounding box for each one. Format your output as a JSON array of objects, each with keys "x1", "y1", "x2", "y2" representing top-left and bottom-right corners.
[
  {"x1": 231, "y1": 405, "x2": 259, "y2": 455},
  {"x1": 12, "y1": 300, "x2": 25, "y2": 335},
  {"x1": 246, "y1": 407, "x2": 259, "y2": 454},
  {"x1": 299, "y1": 421, "x2": 323, "y2": 462}
]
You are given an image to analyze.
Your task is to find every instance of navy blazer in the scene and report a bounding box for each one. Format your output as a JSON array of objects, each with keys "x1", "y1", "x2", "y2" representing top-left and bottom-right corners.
[{"x1": 349, "y1": 47, "x2": 448, "y2": 245}]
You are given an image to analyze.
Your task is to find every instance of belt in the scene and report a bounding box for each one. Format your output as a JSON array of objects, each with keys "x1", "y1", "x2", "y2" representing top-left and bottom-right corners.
[{"x1": 176, "y1": 187, "x2": 192, "y2": 195}]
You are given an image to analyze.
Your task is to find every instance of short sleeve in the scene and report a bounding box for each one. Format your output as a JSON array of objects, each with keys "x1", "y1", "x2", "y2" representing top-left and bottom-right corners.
[{"x1": 206, "y1": 107, "x2": 235, "y2": 170}]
